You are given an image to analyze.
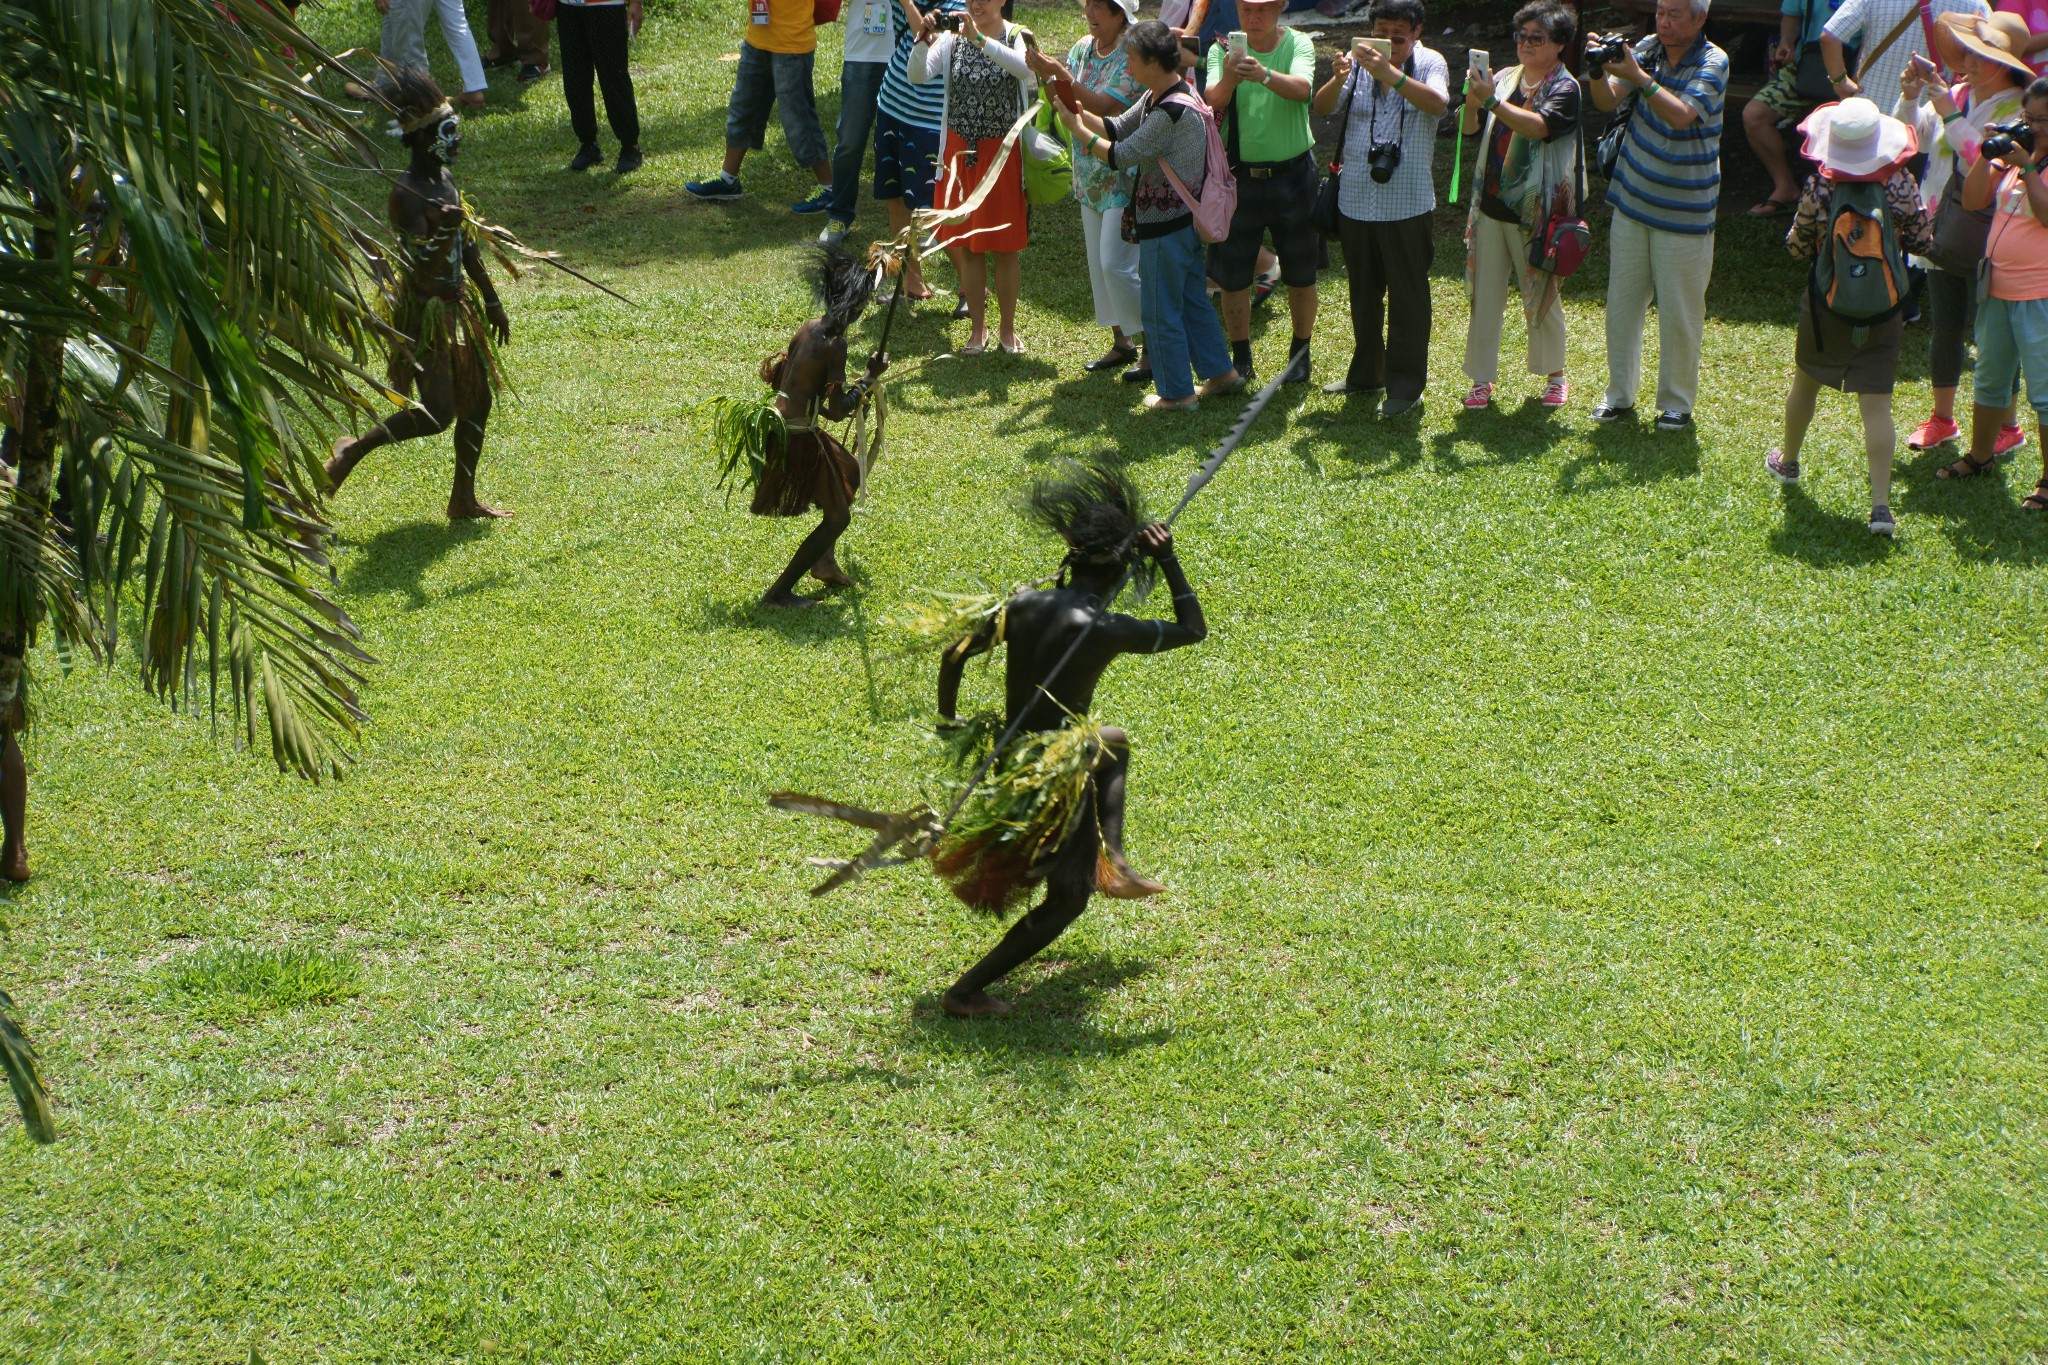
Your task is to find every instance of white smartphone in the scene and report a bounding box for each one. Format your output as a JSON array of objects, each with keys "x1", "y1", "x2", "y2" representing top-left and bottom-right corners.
[
  {"x1": 1366, "y1": 36, "x2": 1394, "y2": 58},
  {"x1": 1468, "y1": 48, "x2": 1490, "y2": 79},
  {"x1": 1228, "y1": 30, "x2": 1248, "y2": 61}
]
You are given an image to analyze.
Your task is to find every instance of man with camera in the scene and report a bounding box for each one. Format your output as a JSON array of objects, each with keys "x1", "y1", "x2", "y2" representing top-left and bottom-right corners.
[
  {"x1": 1311, "y1": 0, "x2": 1448, "y2": 413},
  {"x1": 1205, "y1": 0, "x2": 1320, "y2": 387},
  {"x1": 1586, "y1": 0, "x2": 1728, "y2": 432}
]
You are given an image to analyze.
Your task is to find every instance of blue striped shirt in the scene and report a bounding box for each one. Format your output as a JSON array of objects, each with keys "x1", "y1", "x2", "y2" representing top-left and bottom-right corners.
[
  {"x1": 1605, "y1": 34, "x2": 1727, "y2": 236},
  {"x1": 877, "y1": 0, "x2": 968, "y2": 129}
]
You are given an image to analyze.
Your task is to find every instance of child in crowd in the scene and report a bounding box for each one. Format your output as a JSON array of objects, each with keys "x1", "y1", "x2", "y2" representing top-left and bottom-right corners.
[{"x1": 1765, "y1": 98, "x2": 1929, "y2": 536}]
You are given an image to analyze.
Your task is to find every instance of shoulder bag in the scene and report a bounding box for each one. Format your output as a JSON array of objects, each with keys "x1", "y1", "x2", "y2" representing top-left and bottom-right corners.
[
  {"x1": 1927, "y1": 150, "x2": 1994, "y2": 275},
  {"x1": 1792, "y1": 0, "x2": 1857, "y2": 104},
  {"x1": 1313, "y1": 67, "x2": 1363, "y2": 240}
]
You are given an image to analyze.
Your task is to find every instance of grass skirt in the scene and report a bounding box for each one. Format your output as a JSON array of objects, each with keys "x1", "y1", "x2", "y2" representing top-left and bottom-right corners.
[
  {"x1": 751, "y1": 426, "x2": 859, "y2": 520},
  {"x1": 388, "y1": 284, "x2": 502, "y2": 406},
  {"x1": 929, "y1": 715, "x2": 1103, "y2": 914}
]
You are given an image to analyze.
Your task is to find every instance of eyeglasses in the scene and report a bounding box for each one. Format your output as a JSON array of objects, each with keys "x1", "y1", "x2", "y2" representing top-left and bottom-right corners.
[{"x1": 1515, "y1": 30, "x2": 1552, "y2": 44}]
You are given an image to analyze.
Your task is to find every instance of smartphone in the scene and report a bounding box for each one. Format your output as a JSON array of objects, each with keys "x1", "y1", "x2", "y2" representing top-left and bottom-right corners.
[
  {"x1": 1468, "y1": 47, "x2": 1490, "y2": 79},
  {"x1": 1228, "y1": 30, "x2": 1248, "y2": 62},
  {"x1": 1366, "y1": 36, "x2": 1394, "y2": 58},
  {"x1": 1050, "y1": 73, "x2": 1077, "y2": 109}
]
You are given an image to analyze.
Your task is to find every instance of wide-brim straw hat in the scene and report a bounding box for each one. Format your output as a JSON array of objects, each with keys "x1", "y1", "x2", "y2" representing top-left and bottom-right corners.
[
  {"x1": 1938, "y1": 12, "x2": 2035, "y2": 81},
  {"x1": 1800, "y1": 97, "x2": 1918, "y2": 179}
]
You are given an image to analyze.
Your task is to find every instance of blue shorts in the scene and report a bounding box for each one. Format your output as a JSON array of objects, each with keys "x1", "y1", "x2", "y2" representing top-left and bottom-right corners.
[
  {"x1": 873, "y1": 110, "x2": 940, "y2": 210},
  {"x1": 725, "y1": 44, "x2": 829, "y2": 169},
  {"x1": 1974, "y1": 294, "x2": 2048, "y2": 422}
]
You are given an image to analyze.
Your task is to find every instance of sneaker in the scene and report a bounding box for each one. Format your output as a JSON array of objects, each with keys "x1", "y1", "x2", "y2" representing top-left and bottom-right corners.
[
  {"x1": 818, "y1": 219, "x2": 851, "y2": 245},
  {"x1": 1869, "y1": 504, "x2": 1896, "y2": 537},
  {"x1": 685, "y1": 171, "x2": 744, "y2": 201},
  {"x1": 615, "y1": 145, "x2": 643, "y2": 175},
  {"x1": 517, "y1": 63, "x2": 551, "y2": 83},
  {"x1": 792, "y1": 186, "x2": 834, "y2": 214},
  {"x1": 1541, "y1": 376, "x2": 1569, "y2": 408},
  {"x1": 1252, "y1": 266, "x2": 1281, "y2": 306},
  {"x1": 1590, "y1": 403, "x2": 1635, "y2": 424},
  {"x1": 1764, "y1": 449, "x2": 1800, "y2": 484},
  {"x1": 1906, "y1": 413, "x2": 1959, "y2": 450},
  {"x1": 1655, "y1": 410, "x2": 1694, "y2": 432},
  {"x1": 567, "y1": 143, "x2": 604, "y2": 172},
  {"x1": 1994, "y1": 423, "x2": 2028, "y2": 457},
  {"x1": 1462, "y1": 383, "x2": 1493, "y2": 410}
]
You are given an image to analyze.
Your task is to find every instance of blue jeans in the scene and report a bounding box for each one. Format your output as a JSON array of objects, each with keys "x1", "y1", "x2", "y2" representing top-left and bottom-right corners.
[
  {"x1": 1974, "y1": 295, "x2": 2048, "y2": 423},
  {"x1": 724, "y1": 44, "x2": 828, "y2": 169},
  {"x1": 825, "y1": 60, "x2": 887, "y2": 225},
  {"x1": 1140, "y1": 224, "x2": 1233, "y2": 401}
]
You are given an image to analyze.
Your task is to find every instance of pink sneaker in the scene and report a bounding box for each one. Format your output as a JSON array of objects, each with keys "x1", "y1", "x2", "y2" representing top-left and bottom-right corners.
[
  {"x1": 1462, "y1": 383, "x2": 1493, "y2": 410},
  {"x1": 1906, "y1": 413, "x2": 1958, "y2": 450},
  {"x1": 1541, "y1": 377, "x2": 1569, "y2": 408},
  {"x1": 1994, "y1": 423, "x2": 2028, "y2": 457}
]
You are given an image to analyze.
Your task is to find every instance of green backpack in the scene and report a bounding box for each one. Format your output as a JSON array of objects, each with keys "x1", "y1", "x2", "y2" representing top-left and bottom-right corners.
[{"x1": 1809, "y1": 179, "x2": 1910, "y2": 348}]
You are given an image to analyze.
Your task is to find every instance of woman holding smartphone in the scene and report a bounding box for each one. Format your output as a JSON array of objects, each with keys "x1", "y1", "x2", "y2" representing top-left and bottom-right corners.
[{"x1": 911, "y1": 0, "x2": 1035, "y2": 354}]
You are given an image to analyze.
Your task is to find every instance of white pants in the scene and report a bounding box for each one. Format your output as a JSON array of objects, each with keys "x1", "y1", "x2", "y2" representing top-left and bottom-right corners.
[
  {"x1": 1080, "y1": 203, "x2": 1144, "y2": 338},
  {"x1": 1602, "y1": 212, "x2": 1715, "y2": 416},
  {"x1": 382, "y1": 0, "x2": 488, "y2": 95},
  {"x1": 1463, "y1": 214, "x2": 1565, "y2": 386}
]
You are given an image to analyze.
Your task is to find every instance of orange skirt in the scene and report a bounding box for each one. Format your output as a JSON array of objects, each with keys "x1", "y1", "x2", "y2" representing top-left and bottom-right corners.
[{"x1": 934, "y1": 131, "x2": 1028, "y2": 255}]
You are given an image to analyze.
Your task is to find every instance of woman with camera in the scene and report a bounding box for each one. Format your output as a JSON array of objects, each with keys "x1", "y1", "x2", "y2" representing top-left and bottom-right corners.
[
  {"x1": 911, "y1": 0, "x2": 1036, "y2": 355},
  {"x1": 1458, "y1": 1, "x2": 1583, "y2": 411},
  {"x1": 1312, "y1": 0, "x2": 1448, "y2": 415},
  {"x1": 1896, "y1": 13, "x2": 2032, "y2": 461},
  {"x1": 1943, "y1": 77, "x2": 2048, "y2": 511}
]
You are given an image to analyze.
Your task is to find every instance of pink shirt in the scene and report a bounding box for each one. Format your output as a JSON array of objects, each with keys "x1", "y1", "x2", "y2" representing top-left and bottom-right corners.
[
  {"x1": 1988, "y1": 168, "x2": 2048, "y2": 300},
  {"x1": 1994, "y1": 0, "x2": 2048, "y2": 71}
]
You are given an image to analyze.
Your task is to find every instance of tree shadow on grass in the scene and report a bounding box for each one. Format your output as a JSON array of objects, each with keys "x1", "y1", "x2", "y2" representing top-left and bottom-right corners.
[
  {"x1": 339, "y1": 519, "x2": 496, "y2": 610},
  {"x1": 1892, "y1": 447, "x2": 2048, "y2": 566},
  {"x1": 1765, "y1": 484, "x2": 1896, "y2": 567},
  {"x1": 905, "y1": 955, "x2": 1174, "y2": 1067},
  {"x1": 1557, "y1": 424, "x2": 1701, "y2": 494}
]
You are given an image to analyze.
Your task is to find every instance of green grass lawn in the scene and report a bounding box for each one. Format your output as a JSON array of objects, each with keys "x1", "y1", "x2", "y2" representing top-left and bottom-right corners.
[{"x1": 5, "y1": 2, "x2": 2047, "y2": 1358}]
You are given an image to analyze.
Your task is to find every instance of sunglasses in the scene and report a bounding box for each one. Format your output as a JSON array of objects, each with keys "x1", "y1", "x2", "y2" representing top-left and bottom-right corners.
[{"x1": 1515, "y1": 30, "x2": 1553, "y2": 44}]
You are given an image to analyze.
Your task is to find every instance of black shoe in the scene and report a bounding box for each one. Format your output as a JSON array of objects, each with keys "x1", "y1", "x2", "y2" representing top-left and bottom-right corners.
[
  {"x1": 1120, "y1": 365, "x2": 1153, "y2": 385},
  {"x1": 567, "y1": 143, "x2": 603, "y2": 172},
  {"x1": 952, "y1": 298, "x2": 971, "y2": 321},
  {"x1": 483, "y1": 53, "x2": 518, "y2": 70},
  {"x1": 1282, "y1": 349, "x2": 1310, "y2": 384},
  {"x1": 518, "y1": 63, "x2": 551, "y2": 83},
  {"x1": 1239, "y1": 364, "x2": 1257, "y2": 390},
  {"x1": 1590, "y1": 403, "x2": 1635, "y2": 424},
  {"x1": 1655, "y1": 410, "x2": 1694, "y2": 432},
  {"x1": 615, "y1": 144, "x2": 643, "y2": 175},
  {"x1": 1380, "y1": 395, "x2": 1421, "y2": 417},
  {"x1": 1084, "y1": 347, "x2": 1140, "y2": 373}
]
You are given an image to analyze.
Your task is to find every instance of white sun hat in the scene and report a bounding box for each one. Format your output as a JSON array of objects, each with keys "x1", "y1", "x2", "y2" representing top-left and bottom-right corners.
[{"x1": 1799, "y1": 97, "x2": 1918, "y2": 181}]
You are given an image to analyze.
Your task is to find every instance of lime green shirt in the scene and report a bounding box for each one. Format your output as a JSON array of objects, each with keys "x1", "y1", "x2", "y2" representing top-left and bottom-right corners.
[{"x1": 1206, "y1": 27, "x2": 1315, "y2": 163}]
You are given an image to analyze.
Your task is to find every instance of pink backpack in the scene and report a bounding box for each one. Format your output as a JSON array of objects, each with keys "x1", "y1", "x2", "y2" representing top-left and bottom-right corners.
[{"x1": 1155, "y1": 90, "x2": 1237, "y2": 245}]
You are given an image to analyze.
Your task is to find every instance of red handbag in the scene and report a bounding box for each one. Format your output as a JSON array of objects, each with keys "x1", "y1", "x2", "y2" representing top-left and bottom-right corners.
[{"x1": 1529, "y1": 213, "x2": 1591, "y2": 278}]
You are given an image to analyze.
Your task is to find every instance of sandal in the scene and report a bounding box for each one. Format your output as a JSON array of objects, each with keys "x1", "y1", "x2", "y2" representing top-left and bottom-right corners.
[
  {"x1": 1084, "y1": 345, "x2": 1140, "y2": 373},
  {"x1": 1935, "y1": 450, "x2": 1997, "y2": 479},
  {"x1": 2022, "y1": 479, "x2": 2048, "y2": 512},
  {"x1": 1748, "y1": 197, "x2": 1798, "y2": 218}
]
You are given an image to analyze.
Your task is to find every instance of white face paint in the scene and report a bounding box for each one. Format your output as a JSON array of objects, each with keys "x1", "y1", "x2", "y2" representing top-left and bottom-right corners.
[{"x1": 431, "y1": 114, "x2": 462, "y2": 163}]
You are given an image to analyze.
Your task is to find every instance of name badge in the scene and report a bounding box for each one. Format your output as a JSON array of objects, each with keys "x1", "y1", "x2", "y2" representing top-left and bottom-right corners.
[
  {"x1": 751, "y1": 0, "x2": 770, "y2": 25},
  {"x1": 861, "y1": 0, "x2": 888, "y2": 34}
]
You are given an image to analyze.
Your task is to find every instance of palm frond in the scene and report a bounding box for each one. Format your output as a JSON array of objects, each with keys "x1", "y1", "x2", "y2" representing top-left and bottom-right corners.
[{"x1": 0, "y1": 986, "x2": 55, "y2": 1144}]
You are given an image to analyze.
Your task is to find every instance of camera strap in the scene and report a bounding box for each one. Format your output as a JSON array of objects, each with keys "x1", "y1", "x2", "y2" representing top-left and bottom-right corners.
[{"x1": 1366, "y1": 52, "x2": 1416, "y2": 146}]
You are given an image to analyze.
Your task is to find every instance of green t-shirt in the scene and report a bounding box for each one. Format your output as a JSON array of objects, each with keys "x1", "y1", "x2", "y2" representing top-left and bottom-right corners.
[{"x1": 1205, "y1": 27, "x2": 1315, "y2": 163}]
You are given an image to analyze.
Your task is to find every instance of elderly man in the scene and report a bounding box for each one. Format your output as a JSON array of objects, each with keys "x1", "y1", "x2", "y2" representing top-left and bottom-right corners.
[
  {"x1": 1206, "y1": 0, "x2": 1320, "y2": 386},
  {"x1": 1588, "y1": 0, "x2": 1728, "y2": 432}
]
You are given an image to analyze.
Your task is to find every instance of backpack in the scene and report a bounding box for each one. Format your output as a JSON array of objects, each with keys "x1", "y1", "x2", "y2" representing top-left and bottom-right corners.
[
  {"x1": 1155, "y1": 89, "x2": 1238, "y2": 245},
  {"x1": 1809, "y1": 179, "x2": 1910, "y2": 346}
]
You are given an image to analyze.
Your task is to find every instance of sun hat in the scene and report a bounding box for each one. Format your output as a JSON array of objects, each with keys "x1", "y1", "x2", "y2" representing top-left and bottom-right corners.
[
  {"x1": 1799, "y1": 97, "x2": 1918, "y2": 181},
  {"x1": 1105, "y1": 0, "x2": 1139, "y2": 19},
  {"x1": 1937, "y1": 11, "x2": 2035, "y2": 82}
]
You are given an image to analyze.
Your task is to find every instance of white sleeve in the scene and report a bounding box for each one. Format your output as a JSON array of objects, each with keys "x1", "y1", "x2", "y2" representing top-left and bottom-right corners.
[
  {"x1": 982, "y1": 28, "x2": 1035, "y2": 81},
  {"x1": 909, "y1": 33, "x2": 953, "y2": 83},
  {"x1": 1822, "y1": 0, "x2": 1866, "y2": 44}
]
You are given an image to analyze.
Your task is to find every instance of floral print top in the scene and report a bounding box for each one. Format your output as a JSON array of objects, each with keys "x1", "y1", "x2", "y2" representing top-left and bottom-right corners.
[{"x1": 1068, "y1": 34, "x2": 1141, "y2": 211}]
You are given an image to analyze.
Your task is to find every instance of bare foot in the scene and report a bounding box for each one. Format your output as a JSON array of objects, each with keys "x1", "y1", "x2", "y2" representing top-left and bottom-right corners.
[
  {"x1": 447, "y1": 498, "x2": 512, "y2": 521},
  {"x1": 941, "y1": 988, "x2": 1013, "y2": 1018},
  {"x1": 1097, "y1": 850, "x2": 1166, "y2": 899},
  {"x1": 2, "y1": 843, "x2": 29, "y2": 883},
  {"x1": 760, "y1": 588, "x2": 822, "y2": 609},
  {"x1": 808, "y1": 562, "x2": 854, "y2": 588}
]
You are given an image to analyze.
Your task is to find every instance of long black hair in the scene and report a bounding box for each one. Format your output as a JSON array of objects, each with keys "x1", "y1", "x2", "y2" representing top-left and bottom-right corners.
[
  {"x1": 378, "y1": 64, "x2": 448, "y2": 132},
  {"x1": 804, "y1": 240, "x2": 877, "y2": 336},
  {"x1": 1026, "y1": 460, "x2": 1156, "y2": 596}
]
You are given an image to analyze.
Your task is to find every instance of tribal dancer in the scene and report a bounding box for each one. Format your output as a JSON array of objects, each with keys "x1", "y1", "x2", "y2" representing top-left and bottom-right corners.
[
  {"x1": 717, "y1": 242, "x2": 890, "y2": 609},
  {"x1": 328, "y1": 67, "x2": 512, "y2": 521},
  {"x1": 929, "y1": 462, "x2": 1206, "y2": 1017}
]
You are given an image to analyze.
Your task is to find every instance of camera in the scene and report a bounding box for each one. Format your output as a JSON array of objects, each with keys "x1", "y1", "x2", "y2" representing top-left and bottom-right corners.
[
  {"x1": 928, "y1": 11, "x2": 964, "y2": 32},
  {"x1": 1367, "y1": 140, "x2": 1403, "y2": 184},
  {"x1": 1584, "y1": 32, "x2": 1632, "y2": 67},
  {"x1": 1982, "y1": 118, "x2": 2036, "y2": 161}
]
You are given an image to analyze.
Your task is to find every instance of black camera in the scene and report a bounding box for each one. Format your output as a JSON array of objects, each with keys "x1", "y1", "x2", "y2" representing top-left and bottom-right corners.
[
  {"x1": 1367, "y1": 140, "x2": 1403, "y2": 184},
  {"x1": 1585, "y1": 32, "x2": 1632, "y2": 67},
  {"x1": 928, "y1": 11, "x2": 965, "y2": 32},
  {"x1": 1982, "y1": 118, "x2": 2036, "y2": 161}
]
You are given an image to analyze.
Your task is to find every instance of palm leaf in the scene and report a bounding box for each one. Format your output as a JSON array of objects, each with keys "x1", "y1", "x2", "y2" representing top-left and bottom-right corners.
[{"x1": 0, "y1": 987, "x2": 55, "y2": 1144}]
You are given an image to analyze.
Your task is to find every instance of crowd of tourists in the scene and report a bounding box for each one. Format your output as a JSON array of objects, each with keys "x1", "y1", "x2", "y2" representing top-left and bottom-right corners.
[{"x1": 377, "y1": 0, "x2": 2048, "y2": 536}]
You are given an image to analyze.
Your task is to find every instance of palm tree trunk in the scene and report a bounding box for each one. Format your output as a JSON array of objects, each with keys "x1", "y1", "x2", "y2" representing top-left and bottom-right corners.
[{"x1": 0, "y1": 217, "x2": 61, "y2": 712}]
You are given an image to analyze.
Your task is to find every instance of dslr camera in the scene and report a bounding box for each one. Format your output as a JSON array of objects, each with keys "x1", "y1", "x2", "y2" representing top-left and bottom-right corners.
[
  {"x1": 1982, "y1": 118, "x2": 2036, "y2": 162},
  {"x1": 1584, "y1": 32, "x2": 1633, "y2": 67},
  {"x1": 1367, "y1": 140, "x2": 1403, "y2": 184},
  {"x1": 928, "y1": 10, "x2": 965, "y2": 32}
]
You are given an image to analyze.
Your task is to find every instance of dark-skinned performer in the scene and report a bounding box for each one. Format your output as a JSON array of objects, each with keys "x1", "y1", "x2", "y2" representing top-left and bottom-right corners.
[
  {"x1": 934, "y1": 463, "x2": 1206, "y2": 1018},
  {"x1": 328, "y1": 67, "x2": 513, "y2": 521},
  {"x1": 754, "y1": 243, "x2": 891, "y2": 609}
]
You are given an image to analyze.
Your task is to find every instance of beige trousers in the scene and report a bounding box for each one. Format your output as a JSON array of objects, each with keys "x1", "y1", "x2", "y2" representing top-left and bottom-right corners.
[
  {"x1": 1463, "y1": 214, "x2": 1566, "y2": 386},
  {"x1": 1602, "y1": 211, "x2": 1715, "y2": 416}
]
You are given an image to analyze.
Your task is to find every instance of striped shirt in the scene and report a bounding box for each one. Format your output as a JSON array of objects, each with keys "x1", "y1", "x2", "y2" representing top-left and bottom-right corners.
[
  {"x1": 1605, "y1": 34, "x2": 1727, "y2": 236},
  {"x1": 877, "y1": 0, "x2": 968, "y2": 130}
]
